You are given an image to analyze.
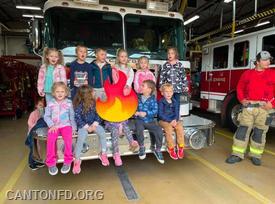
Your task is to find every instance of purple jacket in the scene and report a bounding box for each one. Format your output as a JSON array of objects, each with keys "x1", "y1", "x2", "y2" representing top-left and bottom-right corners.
[{"x1": 44, "y1": 98, "x2": 77, "y2": 130}]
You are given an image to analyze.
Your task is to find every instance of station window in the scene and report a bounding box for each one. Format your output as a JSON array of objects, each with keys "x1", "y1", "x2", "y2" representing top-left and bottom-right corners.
[
  {"x1": 213, "y1": 45, "x2": 228, "y2": 69},
  {"x1": 263, "y1": 34, "x2": 275, "y2": 64},
  {"x1": 233, "y1": 41, "x2": 249, "y2": 67}
]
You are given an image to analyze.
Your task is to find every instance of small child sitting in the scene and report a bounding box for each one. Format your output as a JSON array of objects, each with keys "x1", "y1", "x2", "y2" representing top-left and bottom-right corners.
[{"x1": 158, "y1": 83, "x2": 184, "y2": 160}]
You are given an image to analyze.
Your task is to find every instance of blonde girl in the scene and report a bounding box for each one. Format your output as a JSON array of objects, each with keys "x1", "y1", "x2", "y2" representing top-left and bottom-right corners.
[
  {"x1": 37, "y1": 48, "x2": 67, "y2": 103},
  {"x1": 134, "y1": 56, "x2": 156, "y2": 94},
  {"x1": 44, "y1": 82, "x2": 76, "y2": 175}
]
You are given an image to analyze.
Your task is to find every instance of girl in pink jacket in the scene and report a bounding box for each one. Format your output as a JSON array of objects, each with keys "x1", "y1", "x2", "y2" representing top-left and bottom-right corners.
[
  {"x1": 134, "y1": 56, "x2": 156, "y2": 94},
  {"x1": 37, "y1": 48, "x2": 67, "y2": 104}
]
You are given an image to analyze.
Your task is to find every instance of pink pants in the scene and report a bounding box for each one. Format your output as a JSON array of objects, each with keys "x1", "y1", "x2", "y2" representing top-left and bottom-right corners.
[{"x1": 46, "y1": 126, "x2": 73, "y2": 167}]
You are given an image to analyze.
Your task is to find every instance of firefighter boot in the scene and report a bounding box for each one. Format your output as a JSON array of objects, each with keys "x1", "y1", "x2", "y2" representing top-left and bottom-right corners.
[
  {"x1": 251, "y1": 157, "x2": 261, "y2": 166},
  {"x1": 225, "y1": 155, "x2": 242, "y2": 164}
]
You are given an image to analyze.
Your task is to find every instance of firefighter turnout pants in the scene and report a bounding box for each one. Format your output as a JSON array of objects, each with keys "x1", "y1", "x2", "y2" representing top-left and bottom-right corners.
[{"x1": 232, "y1": 106, "x2": 272, "y2": 159}]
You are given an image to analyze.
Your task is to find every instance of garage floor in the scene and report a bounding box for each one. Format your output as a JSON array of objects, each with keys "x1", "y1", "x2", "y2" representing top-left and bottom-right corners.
[{"x1": 0, "y1": 113, "x2": 275, "y2": 204}]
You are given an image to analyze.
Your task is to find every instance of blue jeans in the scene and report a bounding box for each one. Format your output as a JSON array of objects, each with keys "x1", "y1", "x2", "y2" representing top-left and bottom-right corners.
[{"x1": 74, "y1": 125, "x2": 107, "y2": 159}]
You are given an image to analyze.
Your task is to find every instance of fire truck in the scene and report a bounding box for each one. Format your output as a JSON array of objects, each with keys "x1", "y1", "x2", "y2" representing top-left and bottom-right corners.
[
  {"x1": 30, "y1": 0, "x2": 215, "y2": 163},
  {"x1": 191, "y1": 27, "x2": 275, "y2": 131}
]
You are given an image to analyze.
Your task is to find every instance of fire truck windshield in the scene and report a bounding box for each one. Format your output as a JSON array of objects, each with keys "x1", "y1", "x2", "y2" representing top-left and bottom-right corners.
[
  {"x1": 125, "y1": 14, "x2": 185, "y2": 60},
  {"x1": 44, "y1": 7, "x2": 185, "y2": 60}
]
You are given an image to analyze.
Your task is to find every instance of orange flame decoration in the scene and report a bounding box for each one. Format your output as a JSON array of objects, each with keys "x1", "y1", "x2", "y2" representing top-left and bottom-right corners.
[{"x1": 96, "y1": 71, "x2": 138, "y2": 122}]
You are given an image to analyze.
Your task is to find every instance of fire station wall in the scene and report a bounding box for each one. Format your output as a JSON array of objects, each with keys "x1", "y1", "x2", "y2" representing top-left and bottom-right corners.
[{"x1": 0, "y1": 35, "x2": 29, "y2": 56}]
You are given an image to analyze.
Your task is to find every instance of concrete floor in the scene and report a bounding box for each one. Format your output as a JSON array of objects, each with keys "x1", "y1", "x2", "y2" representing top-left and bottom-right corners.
[{"x1": 0, "y1": 113, "x2": 275, "y2": 204}]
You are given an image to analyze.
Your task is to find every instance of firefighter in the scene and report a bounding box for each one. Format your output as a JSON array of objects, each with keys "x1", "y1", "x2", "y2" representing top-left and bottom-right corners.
[{"x1": 226, "y1": 51, "x2": 275, "y2": 166}]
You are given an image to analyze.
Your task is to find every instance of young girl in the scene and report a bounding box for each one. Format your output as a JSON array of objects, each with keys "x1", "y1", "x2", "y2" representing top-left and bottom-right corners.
[
  {"x1": 159, "y1": 47, "x2": 188, "y2": 105},
  {"x1": 37, "y1": 48, "x2": 67, "y2": 104},
  {"x1": 44, "y1": 82, "x2": 76, "y2": 176},
  {"x1": 26, "y1": 97, "x2": 45, "y2": 170},
  {"x1": 73, "y1": 85, "x2": 109, "y2": 174},
  {"x1": 134, "y1": 56, "x2": 156, "y2": 94},
  {"x1": 112, "y1": 48, "x2": 134, "y2": 96},
  {"x1": 105, "y1": 48, "x2": 139, "y2": 166}
]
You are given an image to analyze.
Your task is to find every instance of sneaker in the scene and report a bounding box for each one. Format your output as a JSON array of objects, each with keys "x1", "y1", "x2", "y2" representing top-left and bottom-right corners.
[
  {"x1": 177, "y1": 146, "x2": 185, "y2": 159},
  {"x1": 139, "y1": 146, "x2": 146, "y2": 160},
  {"x1": 29, "y1": 164, "x2": 39, "y2": 171},
  {"x1": 251, "y1": 157, "x2": 261, "y2": 166},
  {"x1": 34, "y1": 161, "x2": 45, "y2": 168},
  {"x1": 48, "y1": 166, "x2": 58, "y2": 176},
  {"x1": 167, "y1": 147, "x2": 178, "y2": 160},
  {"x1": 81, "y1": 143, "x2": 89, "y2": 154},
  {"x1": 129, "y1": 140, "x2": 139, "y2": 152},
  {"x1": 113, "y1": 152, "x2": 122, "y2": 166},
  {"x1": 72, "y1": 160, "x2": 81, "y2": 174},
  {"x1": 154, "y1": 151, "x2": 165, "y2": 164},
  {"x1": 225, "y1": 155, "x2": 242, "y2": 164},
  {"x1": 61, "y1": 164, "x2": 71, "y2": 174},
  {"x1": 99, "y1": 152, "x2": 110, "y2": 166},
  {"x1": 150, "y1": 145, "x2": 155, "y2": 152}
]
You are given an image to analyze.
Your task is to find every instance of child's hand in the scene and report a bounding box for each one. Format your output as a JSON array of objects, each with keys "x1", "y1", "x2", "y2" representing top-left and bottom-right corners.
[
  {"x1": 38, "y1": 91, "x2": 45, "y2": 97},
  {"x1": 135, "y1": 112, "x2": 140, "y2": 116},
  {"x1": 139, "y1": 112, "x2": 147, "y2": 117},
  {"x1": 74, "y1": 80, "x2": 79, "y2": 87},
  {"x1": 183, "y1": 87, "x2": 189, "y2": 93},
  {"x1": 73, "y1": 130, "x2": 77, "y2": 135},
  {"x1": 87, "y1": 125, "x2": 96, "y2": 133},
  {"x1": 49, "y1": 126, "x2": 58, "y2": 133},
  {"x1": 171, "y1": 120, "x2": 177, "y2": 127},
  {"x1": 123, "y1": 86, "x2": 131, "y2": 96}
]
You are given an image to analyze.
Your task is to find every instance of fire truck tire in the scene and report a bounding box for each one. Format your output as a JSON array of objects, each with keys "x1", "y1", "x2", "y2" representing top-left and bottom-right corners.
[{"x1": 226, "y1": 97, "x2": 241, "y2": 132}]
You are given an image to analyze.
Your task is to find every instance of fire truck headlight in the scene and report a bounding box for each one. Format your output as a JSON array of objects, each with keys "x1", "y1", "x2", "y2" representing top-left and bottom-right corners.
[{"x1": 185, "y1": 128, "x2": 206, "y2": 149}]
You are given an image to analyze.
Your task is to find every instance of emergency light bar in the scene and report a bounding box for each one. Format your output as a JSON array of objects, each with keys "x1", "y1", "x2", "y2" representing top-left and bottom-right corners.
[
  {"x1": 73, "y1": 0, "x2": 99, "y2": 5},
  {"x1": 147, "y1": 0, "x2": 169, "y2": 13}
]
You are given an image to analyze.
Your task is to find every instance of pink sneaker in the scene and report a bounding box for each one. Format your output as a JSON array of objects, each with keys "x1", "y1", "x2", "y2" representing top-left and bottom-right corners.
[
  {"x1": 99, "y1": 152, "x2": 110, "y2": 166},
  {"x1": 129, "y1": 140, "x2": 139, "y2": 152},
  {"x1": 72, "y1": 159, "x2": 81, "y2": 174},
  {"x1": 177, "y1": 146, "x2": 185, "y2": 159},
  {"x1": 113, "y1": 152, "x2": 122, "y2": 166}
]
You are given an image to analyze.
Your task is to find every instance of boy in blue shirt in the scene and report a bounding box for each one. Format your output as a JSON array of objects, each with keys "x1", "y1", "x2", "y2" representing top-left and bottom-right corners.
[
  {"x1": 70, "y1": 45, "x2": 92, "y2": 100},
  {"x1": 135, "y1": 80, "x2": 164, "y2": 164},
  {"x1": 158, "y1": 83, "x2": 184, "y2": 160}
]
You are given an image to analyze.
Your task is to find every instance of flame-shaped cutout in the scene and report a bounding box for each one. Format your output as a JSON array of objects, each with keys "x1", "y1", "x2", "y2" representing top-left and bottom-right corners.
[{"x1": 96, "y1": 70, "x2": 138, "y2": 122}]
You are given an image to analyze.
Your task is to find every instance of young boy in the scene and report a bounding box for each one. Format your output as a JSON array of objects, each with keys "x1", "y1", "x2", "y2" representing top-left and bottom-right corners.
[
  {"x1": 135, "y1": 80, "x2": 164, "y2": 164},
  {"x1": 90, "y1": 48, "x2": 113, "y2": 100},
  {"x1": 70, "y1": 45, "x2": 92, "y2": 100},
  {"x1": 158, "y1": 83, "x2": 184, "y2": 160}
]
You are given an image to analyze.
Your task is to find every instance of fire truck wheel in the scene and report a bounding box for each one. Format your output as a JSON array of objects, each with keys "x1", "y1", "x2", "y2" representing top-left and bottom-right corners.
[{"x1": 226, "y1": 97, "x2": 241, "y2": 132}]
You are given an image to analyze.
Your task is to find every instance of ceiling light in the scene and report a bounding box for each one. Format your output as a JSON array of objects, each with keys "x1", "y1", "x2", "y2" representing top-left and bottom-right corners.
[
  {"x1": 22, "y1": 14, "x2": 44, "y2": 18},
  {"x1": 184, "y1": 15, "x2": 200, "y2": 26},
  {"x1": 224, "y1": 0, "x2": 232, "y2": 3},
  {"x1": 255, "y1": 21, "x2": 270, "y2": 27},
  {"x1": 16, "y1": 5, "x2": 41, "y2": 10},
  {"x1": 234, "y1": 29, "x2": 244, "y2": 34}
]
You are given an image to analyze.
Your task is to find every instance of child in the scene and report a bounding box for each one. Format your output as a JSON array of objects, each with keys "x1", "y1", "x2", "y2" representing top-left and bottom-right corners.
[
  {"x1": 37, "y1": 48, "x2": 67, "y2": 104},
  {"x1": 112, "y1": 48, "x2": 134, "y2": 96},
  {"x1": 158, "y1": 83, "x2": 184, "y2": 160},
  {"x1": 159, "y1": 47, "x2": 188, "y2": 105},
  {"x1": 135, "y1": 80, "x2": 164, "y2": 164},
  {"x1": 90, "y1": 48, "x2": 113, "y2": 100},
  {"x1": 134, "y1": 56, "x2": 156, "y2": 94},
  {"x1": 73, "y1": 85, "x2": 109, "y2": 174},
  {"x1": 44, "y1": 82, "x2": 77, "y2": 176},
  {"x1": 105, "y1": 121, "x2": 139, "y2": 166},
  {"x1": 70, "y1": 45, "x2": 92, "y2": 100},
  {"x1": 26, "y1": 97, "x2": 45, "y2": 170}
]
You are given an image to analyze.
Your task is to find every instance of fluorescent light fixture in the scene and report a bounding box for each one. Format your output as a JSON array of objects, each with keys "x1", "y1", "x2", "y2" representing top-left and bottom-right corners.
[
  {"x1": 224, "y1": 0, "x2": 232, "y2": 3},
  {"x1": 22, "y1": 14, "x2": 44, "y2": 18},
  {"x1": 255, "y1": 21, "x2": 270, "y2": 27},
  {"x1": 184, "y1": 15, "x2": 200, "y2": 26},
  {"x1": 16, "y1": 5, "x2": 41, "y2": 10},
  {"x1": 234, "y1": 29, "x2": 244, "y2": 34}
]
